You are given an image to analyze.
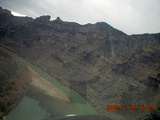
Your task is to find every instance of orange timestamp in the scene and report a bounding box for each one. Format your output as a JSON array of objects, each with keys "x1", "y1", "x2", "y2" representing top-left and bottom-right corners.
[{"x1": 106, "y1": 104, "x2": 155, "y2": 111}]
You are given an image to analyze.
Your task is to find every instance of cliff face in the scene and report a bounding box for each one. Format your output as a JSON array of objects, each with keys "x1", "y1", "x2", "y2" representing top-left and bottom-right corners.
[{"x1": 0, "y1": 7, "x2": 160, "y2": 120}]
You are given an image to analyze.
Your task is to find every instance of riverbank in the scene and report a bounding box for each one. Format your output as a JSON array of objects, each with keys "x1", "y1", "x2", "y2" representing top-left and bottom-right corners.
[
  {"x1": 28, "y1": 67, "x2": 70, "y2": 102},
  {"x1": 1, "y1": 46, "x2": 97, "y2": 120}
]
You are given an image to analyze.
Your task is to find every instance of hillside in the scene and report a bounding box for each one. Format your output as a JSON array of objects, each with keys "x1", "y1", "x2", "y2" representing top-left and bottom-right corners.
[
  {"x1": 0, "y1": 7, "x2": 160, "y2": 120},
  {"x1": 0, "y1": 46, "x2": 31, "y2": 117}
]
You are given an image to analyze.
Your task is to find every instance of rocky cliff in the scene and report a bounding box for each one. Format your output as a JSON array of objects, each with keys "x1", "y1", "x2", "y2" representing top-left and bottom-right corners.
[{"x1": 0, "y1": 7, "x2": 160, "y2": 120}]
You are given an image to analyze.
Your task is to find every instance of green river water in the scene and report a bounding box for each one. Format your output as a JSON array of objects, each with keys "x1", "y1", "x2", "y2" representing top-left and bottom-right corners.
[{"x1": 5, "y1": 61, "x2": 97, "y2": 120}]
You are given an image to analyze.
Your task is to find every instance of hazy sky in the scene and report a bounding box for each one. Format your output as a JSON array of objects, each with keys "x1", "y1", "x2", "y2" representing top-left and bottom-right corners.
[{"x1": 0, "y1": 0, "x2": 160, "y2": 34}]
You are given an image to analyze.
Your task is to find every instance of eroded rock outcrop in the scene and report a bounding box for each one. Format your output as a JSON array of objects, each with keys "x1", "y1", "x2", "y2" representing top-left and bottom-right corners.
[{"x1": 0, "y1": 7, "x2": 160, "y2": 120}]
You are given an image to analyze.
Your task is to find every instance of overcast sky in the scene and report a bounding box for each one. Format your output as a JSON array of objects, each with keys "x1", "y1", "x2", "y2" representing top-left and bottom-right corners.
[{"x1": 0, "y1": 0, "x2": 160, "y2": 35}]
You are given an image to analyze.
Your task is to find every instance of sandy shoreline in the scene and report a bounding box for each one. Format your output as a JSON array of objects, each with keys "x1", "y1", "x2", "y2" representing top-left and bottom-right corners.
[{"x1": 28, "y1": 67, "x2": 70, "y2": 102}]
